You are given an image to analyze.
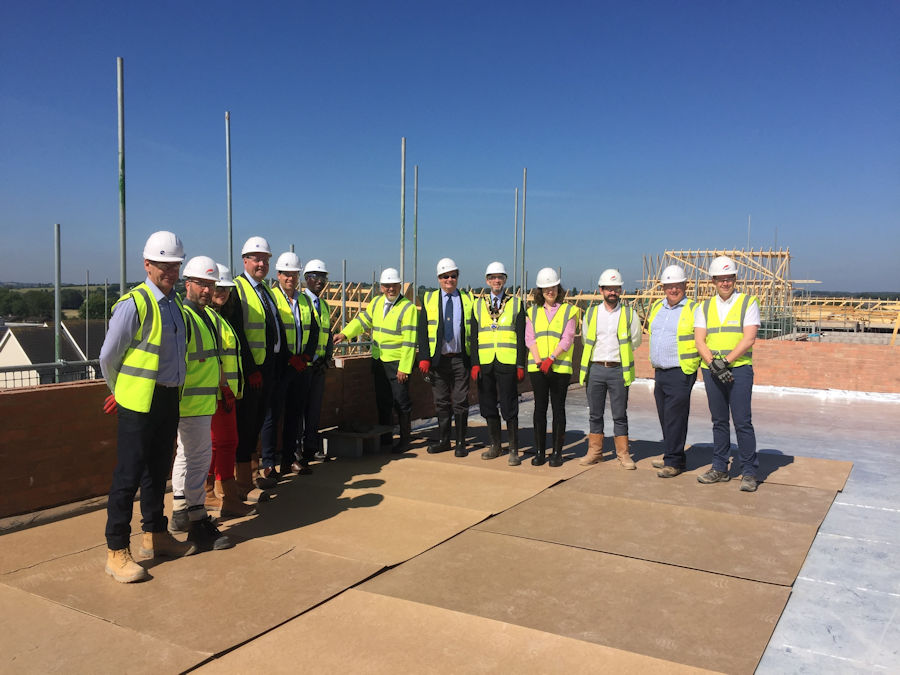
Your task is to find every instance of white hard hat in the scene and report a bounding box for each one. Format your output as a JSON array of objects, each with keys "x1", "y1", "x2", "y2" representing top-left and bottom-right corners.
[
  {"x1": 304, "y1": 259, "x2": 328, "y2": 275},
  {"x1": 709, "y1": 256, "x2": 737, "y2": 277},
  {"x1": 142, "y1": 231, "x2": 185, "y2": 263},
  {"x1": 215, "y1": 263, "x2": 235, "y2": 287},
  {"x1": 275, "y1": 251, "x2": 302, "y2": 272},
  {"x1": 598, "y1": 268, "x2": 623, "y2": 287},
  {"x1": 436, "y1": 257, "x2": 458, "y2": 276},
  {"x1": 380, "y1": 268, "x2": 401, "y2": 284},
  {"x1": 485, "y1": 261, "x2": 507, "y2": 277},
  {"x1": 660, "y1": 265, "x2": 687, "y2": 284},
  {"x1": 182, "y1": 256, "x2": 219, "y2": 282},
  {"x1": 535, "y1": 267, "x2": 561, "y2": 288},
  {"x1": 241, "y1": 236, "x2": 272, "y2": 257}
]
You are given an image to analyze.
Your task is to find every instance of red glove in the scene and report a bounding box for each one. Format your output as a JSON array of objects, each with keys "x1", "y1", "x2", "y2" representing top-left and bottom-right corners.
[
  {"x1": 517, "y1": 367, "x2": 525, "y2": 382},
  {"x1": 220, "y1": 386, "x2": 235, "y2": 412},
  {"x1": 470, "y1": 365, "x2": 481, "y2": 381},
  {"x1": 248, "y1": 371, "x2": 263, "y2": 389},
  {"x1": 103, "y1": 393, "x2": 117, "y2": 415},
  {"x1": 289, "y1": 355, "x2": 307, "y2": 372},
  {"x1": 419, "y1": 360, "x2": 431, "y2": 374},
  {"x1": 540, "y1": 357, "x2": 554, "y2": 374}
]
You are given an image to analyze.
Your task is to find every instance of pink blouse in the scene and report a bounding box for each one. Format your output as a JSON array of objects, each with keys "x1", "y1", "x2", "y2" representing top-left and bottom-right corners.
[{"x1": 525, "y1": 303, "x2": 576, "y2": 352}]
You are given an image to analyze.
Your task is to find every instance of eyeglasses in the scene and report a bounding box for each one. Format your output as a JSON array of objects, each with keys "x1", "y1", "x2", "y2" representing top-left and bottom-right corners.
[
  {"x1": 149, "y1": 261, "x2": 181, "y2": 273},
  {"x1": 186, "y1": 278, "x2": 216, "y2": 289},
  {"x1": 438, "y1": 273, "x2": 458, "y2": 280},
  {"x1": 305, "y1": 273, "x2": 328, "y2": 281},
  {"x1": 244, "y1": 254, "x2": 269, "y2": 263},
  {"x1": 486, "y1": 274, "x2": 505, "y2": 281}
]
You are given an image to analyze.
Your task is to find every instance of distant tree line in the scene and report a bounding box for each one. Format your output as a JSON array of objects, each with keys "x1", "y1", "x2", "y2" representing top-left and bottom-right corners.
[{"x1": 0, "y1": 287, "x2": 116, "y2": 321}]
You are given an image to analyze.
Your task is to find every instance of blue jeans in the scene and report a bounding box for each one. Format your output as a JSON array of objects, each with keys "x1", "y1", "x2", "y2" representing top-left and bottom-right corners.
[{"x1": 704, "y1": 364, "x2": 757, "y2": 476}]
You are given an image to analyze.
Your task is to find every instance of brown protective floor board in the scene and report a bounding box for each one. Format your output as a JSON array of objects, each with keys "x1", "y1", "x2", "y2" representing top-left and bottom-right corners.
[
  {"x1": 361, "y1": 530, "x2": 789, "y2": 675},
  {"x1": 3, "y1": 536, "x2": 381, "y2": 656},
  {"x1": 198, "y1": 589, "x2": 720, "y2": 674},
  {"x1": 0, "y1": 582, "x2": 207, "y2": 673},
  {"x1": 0, "y1": 507, "x2": 108, "y2": 575},
  {"x1": 224, "y1": 484, "x2": 490, "y2": 566},
  {"x1": 566, "y1": 462, "x2": 836, "y2": 526},
  {"x1": 475, "y1": 489, "x2": 817, "y2": 585},
  {"x1": 633, "y1": 445, "x2": 852, "y2": 492}
]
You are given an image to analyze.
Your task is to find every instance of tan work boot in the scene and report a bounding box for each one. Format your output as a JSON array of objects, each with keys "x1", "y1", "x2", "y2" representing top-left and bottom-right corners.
[
  {"x1": 205, "y1": 474, "x2": 222, "y2": 511},
  {"x1": 218, "y1": 478, "x2": 257, "y2": 517},
  {"x1": 651, "y1": 457, "x2": 665, "y2": 469},
  {"x1": 236, "y1": 461, "x2": 269, "y2": 503},
  {"x1": 614, "y1": 435, "x2": 636, "y2": 470},
  {"x1": 105, "y1": 547, "x2": 148, "y2": 583},
  {"x1": 579, "y1": 433, "x2": 605, "y2": 466},
  {"x1": 139, "y1": 531, "x2": 198, "y2": 559}
]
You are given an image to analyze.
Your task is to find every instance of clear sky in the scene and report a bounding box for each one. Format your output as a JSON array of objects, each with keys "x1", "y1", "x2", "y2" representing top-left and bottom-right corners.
[{"x1": 2, "y1": 0, "x2": 898, "y2": 292}]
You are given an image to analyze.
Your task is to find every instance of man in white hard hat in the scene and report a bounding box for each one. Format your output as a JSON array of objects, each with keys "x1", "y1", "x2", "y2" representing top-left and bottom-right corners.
[
  {"x1": 335, "y1": 267, "x2": 418, "y2": 452},
  {"x1": 470, "y1": 262, "x2": 526, "y2": 465},
  {"x1": 694, "y1": 256, "x2": 761, "y2": 492},
  {"x1": 263, "y1": 252, "x2": 311, "y2": 474},
  {"x1": 223, "y1": 236, "x2": 287, "y2": 494},
  {"x1": 295, "y1": 258, "x2": 334, "y2": 471},
  {"x1": 169, "y1": 256, "x2": 232, "y2": 551},
  {"x1": 645, "y1": 265, "x2": 700, "y2": 478},
  {"x1": 578, "y1": 268, "x2": 642, "y2": 469},
  {"x1": 417, "y1": 257, "x2": 474, "y2": 457},
  {"x1": 99, "y1": 230, "x2": 196, "y2": 583}
]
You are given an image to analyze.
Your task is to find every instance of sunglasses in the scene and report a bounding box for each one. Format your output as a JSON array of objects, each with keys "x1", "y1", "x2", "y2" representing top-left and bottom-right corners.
[
  {"x1": 150, "y1": 261, "x2": 181, "y2": 273},
  {"x1": 306, "y1": 272, "x2": 328, "y2": 281},
  {"x1": 438, "y1": 273, "x2": 458, "y2": 280}
]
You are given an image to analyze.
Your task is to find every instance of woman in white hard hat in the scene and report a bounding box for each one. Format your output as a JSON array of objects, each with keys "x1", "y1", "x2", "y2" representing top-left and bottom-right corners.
[
  {"x1": 694, "y1": 256, "x2": 761, "y2": 492},
  {"x1": 525, "y1": 268, "x2": 579, "y2": 466}
]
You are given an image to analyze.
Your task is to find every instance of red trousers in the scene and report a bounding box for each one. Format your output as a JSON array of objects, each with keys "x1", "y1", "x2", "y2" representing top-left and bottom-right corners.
[{"x1": 210, "y1": 395, "x2": 238, "y2": 480}]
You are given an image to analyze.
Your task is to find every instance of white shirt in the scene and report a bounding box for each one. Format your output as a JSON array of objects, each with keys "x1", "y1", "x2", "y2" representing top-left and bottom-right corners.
[
  {"x1": 589, "y1": 302, "x2": 642, "y2": 362},
  {"x1": 693, "y1": 292, "x2": 760, "y2": 329}
]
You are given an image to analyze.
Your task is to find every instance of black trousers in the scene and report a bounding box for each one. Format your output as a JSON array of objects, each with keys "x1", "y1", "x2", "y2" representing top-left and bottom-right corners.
[
  {"x1": 235, "y1": 357, "x2": 277, "y2": 464},
  {"x1": 105, "y1": 385, "x2": 179, "y2": 550},
  {"x1": 431, "y1": 354, "x2": 469, "y2": 416},
  {"x1": 477, "y1": 360, "x2": 519, "y2": 420},
  {"x1": 298, "y1": 365, "x2": 327, "y2": 460},
  {"x1": 654, "y1": 367, "x2": 697, "y2": 469},
  {"x1": 530, "y1": 371, "x2": 570, "y2": 429},
  {"x1": 260, "y1": 365, "x2": 305, "y2": 469}
]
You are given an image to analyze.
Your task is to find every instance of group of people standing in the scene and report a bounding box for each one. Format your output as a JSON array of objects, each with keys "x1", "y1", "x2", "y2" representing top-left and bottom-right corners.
[{"x1": 98, "y1": 230, "x2": 760, "y2": 585}]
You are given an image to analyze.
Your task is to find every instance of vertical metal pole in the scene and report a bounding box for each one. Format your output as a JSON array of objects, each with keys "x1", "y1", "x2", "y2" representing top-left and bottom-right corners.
[
  {"x1": 520, "y1": 168, "x2": 527, "y2": 301},
  {"x1": 104, "y1": 279, "x2": 109, "y2": 333},
  {"x1": 117, "y1": 57, "x2": 126, "y2": 296},
  {"x1": 341, "y1": 259, "x2": 347, "y2": 330},
  {"x1": 85, "y1": 270, "x2": 90, "y2": 362},
  {"x1": 225, "y1": 111, "x2": 234, "y2": 272},
  {"x1": 513, "y1": 187, "x2": 519, "y2": 296},
  {"x1": 413, "y1": 165, "x2": 418, "y2": 305},
  {"x1": 54, "y1": 224, "x2": 61, "y2": 383},
  {"x1": 400, "y1": 137, "x2": 406, "y2": 286}
]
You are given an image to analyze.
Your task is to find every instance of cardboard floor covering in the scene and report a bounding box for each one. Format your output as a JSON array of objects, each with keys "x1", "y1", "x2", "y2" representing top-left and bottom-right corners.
[
  {"x1": 198, "y1": 588, "x2": 720, "y2": 674},
  {"x1": 361, "y1": 530, "x2": 789, "y2": 675},
  {"x1": 0, "y1": 582, "x2": 207, "y2": 674},
  {"x1": 2, "y1": 535, "x2": 381, "y2": 657}
]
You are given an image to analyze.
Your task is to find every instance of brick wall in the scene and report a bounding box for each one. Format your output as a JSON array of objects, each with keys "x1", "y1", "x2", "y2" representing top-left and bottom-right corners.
[{"x1": 1, "y1": 341, "x2": 895, "y2": 519}]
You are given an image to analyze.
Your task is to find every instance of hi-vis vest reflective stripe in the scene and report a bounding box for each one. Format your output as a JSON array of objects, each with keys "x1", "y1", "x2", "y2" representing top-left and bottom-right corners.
[
  {"x1": 207, "y1": 307, "x2": 242, "y2": 400},
  {"x1": 700, "y1": 293, "x2": 757, "y2": 368},
  {"x1": 233, "y1": 275, "x2": 270, "y2": 365},
  {"x1": 423, "y1": 290, "x2": 474, "y2": 357},
  {"x1": 578, "y1": 304, "x2": 636, "y2": 386},
  {"x1": 474, "y1": 295, "x2": 522, "y2": 365},
  {"x1": 343, "y1": 295, "x2": 418, "y2": 373},
  {"x1": 272, "y1": 285, "x2": 300, "y2": 354},
  {"x1": 299, "y1": 293, "x2": 331, "y2": 359},
  {"x1": 647, "y1": 298, "x2": 701, "y2": 375},
  {"x1": 112, "y1": 283, "x2": 186, "y2": 413},
  {"x1": 180, "y1": 305, "x2": 220, "y2": 417},
  {"x1": 528, "y1": 303, "x2": 578, "y2": 374}
]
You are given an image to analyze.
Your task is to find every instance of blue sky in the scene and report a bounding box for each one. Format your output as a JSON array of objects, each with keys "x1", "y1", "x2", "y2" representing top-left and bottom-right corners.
[{"x1": 2, "y1": 0, "x2": 898, "y2": 292}]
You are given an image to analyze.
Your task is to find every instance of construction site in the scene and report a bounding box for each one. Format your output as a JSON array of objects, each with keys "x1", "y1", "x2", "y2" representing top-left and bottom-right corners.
[{"x1": 0, "y1": 246, "x2": 898, "y2": 674}]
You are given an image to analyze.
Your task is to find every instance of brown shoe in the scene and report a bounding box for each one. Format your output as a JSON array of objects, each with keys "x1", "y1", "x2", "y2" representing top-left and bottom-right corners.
[
  {"x1": 255, "y1": 466, "x2": 278, "y2": 489},
  {"x1": 657, "y1": 465, "x2": 683, "y2": 478},
  {"x1": 651, "y1": 457, "x2": 665, "y2": 469},
  {"x1": 579, "y1": 433, "x2": 605, "y2": 466},
  {"x1": 218, "y1": 478, "x2": 257, "y2": 517},
  {"x1": 697, "y1": 468, "x2": 731, "y2": 484},
  {"x1": 205, "y1": 474, "x2": 222, "y2": 511},
  {"x1": 105, "y1": 547, "x2": 148, "y2": 583},
  {"x1": 614, "y1": 435, "x2": 636, "y2": 470},
  {"x1": 139, "y1": 531, "x2": 198, "y2": 559}
]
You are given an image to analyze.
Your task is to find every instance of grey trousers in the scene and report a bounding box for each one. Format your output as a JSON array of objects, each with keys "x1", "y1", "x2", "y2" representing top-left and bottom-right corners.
[{"x1": 586, "y1": 364, "x2": 629, "y2": 436}]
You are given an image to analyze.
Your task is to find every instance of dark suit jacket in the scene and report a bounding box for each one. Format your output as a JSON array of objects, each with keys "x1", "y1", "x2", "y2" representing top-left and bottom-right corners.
[{"x1": 416, "y1": 290, "x2": 473, "y2": 370}]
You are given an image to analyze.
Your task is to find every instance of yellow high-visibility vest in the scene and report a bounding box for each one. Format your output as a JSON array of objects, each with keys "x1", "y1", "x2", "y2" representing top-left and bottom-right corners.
[
  {"x1": 207, "y1": 307, "x2": 242, "y2": 400},
  {"x1": 272, "y1": 285, "x2": 299, "y2": 355},
  {"x1": 422, "y1": 290, "x2": 473, "y2": 357},
  {"x1": 233, "y1": 275, "x2": 275, "y2": 365},
  {"x1": 700, "y1": 293, "x2": 758, "y2": 368},
  {"x1": 527, "y1": 303, "x2": 578, "y2": 374},
  {"x1": 180, "y1": 305, "x2": 220, "y2": 417},
  {"x1": 647, "y1": 298, "x2": 701, "y2": 375},
  {"x1": 474, "y1": 295, "x2": 522, "y2": 365},
  {"x1": 299, "y1": 292, "x2": 331, "y2": 359},
  {"x1": 579, "y1": 303, "x2": 636, "y2": 386},
  {"x1": 343, "y1": 295, "x2": 418, "y2": 373}
]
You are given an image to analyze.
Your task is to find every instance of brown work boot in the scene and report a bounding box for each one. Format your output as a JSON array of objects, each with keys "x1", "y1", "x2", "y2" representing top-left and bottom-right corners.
[
  {"x1": 218, "y1": 478, "x2": 257, "y2": 517},
  {"x1": 614, "y1": 435, "x2": 636, "y2": 470},
  {"x1": 651, "y1": 457, "x2": 665, "y2": 469},
  {"x1": 205, "y1": 474, "x2": 222, "y2": 511},
  {"x1": 657, "y1": 465, "x2": 683, "y2": 478},
  {"x1": 235, "y1": 462, "x2": 269, "y2": 503},
  {"x1": 105, "y1": 547, "x2": 148, "y2": 583},
  {"x1": 139, "y1": 531, "x2": 198, "y2": 559},
  {"x1": 579, "y1": 433, "x2": 605, "y2": 466}
]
